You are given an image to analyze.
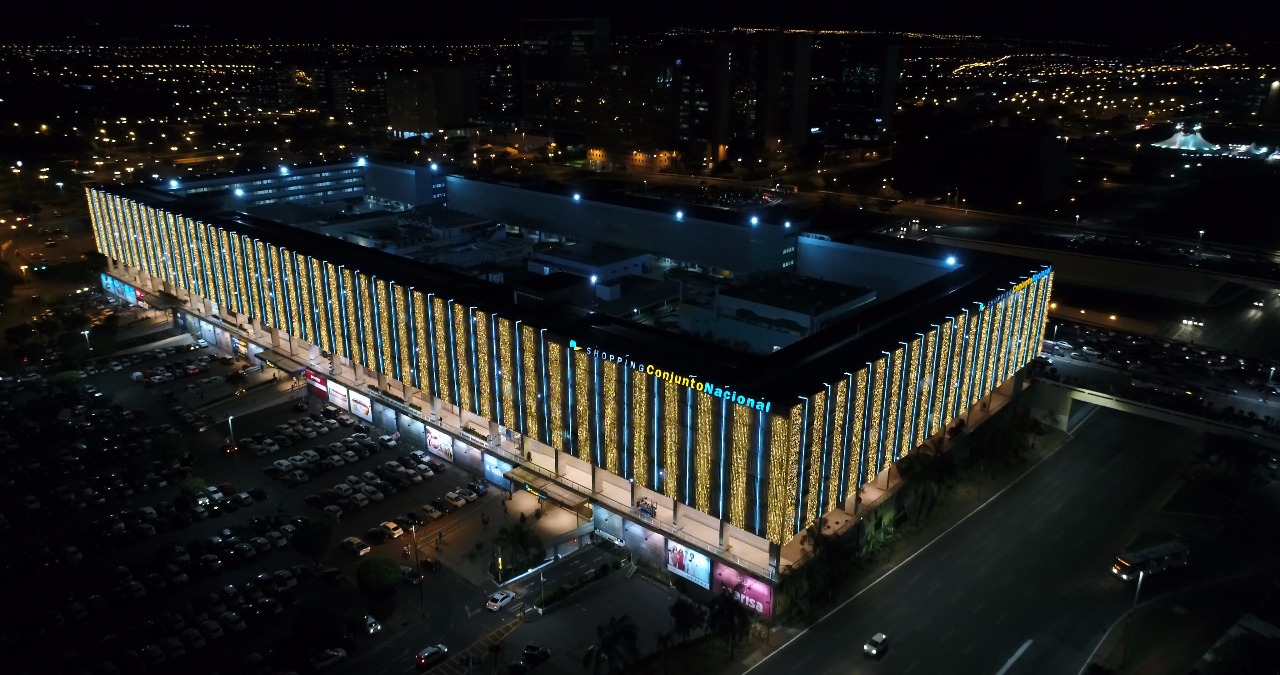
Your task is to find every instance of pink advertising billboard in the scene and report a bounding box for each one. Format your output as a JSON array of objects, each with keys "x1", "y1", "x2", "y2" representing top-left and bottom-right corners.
[{"x1": 712, "y1": 562, "x2": 774, "y2": 618}]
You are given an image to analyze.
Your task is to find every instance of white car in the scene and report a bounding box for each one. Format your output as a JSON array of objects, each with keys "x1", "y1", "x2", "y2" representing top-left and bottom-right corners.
[
  {"x1": 333, "y1": 483, "x2": 354, "y2": 497},
  {"x1": 342, "y1": 537, "x2": 371, "y2": 556},
  {"x1": 444, "y1": 492, "x2": 467, "y2": 509},
  {"x1": 345, "y1": 474, "x2": 365, "y2": 488},
  {"x1": 301, "y1": 449, "x2": 322, "y2": 463},
  {"x1": 455, "y1": 487, "x2": 478, "y2": 502},
  {"x1": 422, "y1": 504, "x2": 444, "y2": 520},
  {"x1": 363, "y1": 614, "x2": 382, "y2": 635},
  {"x1": 288, "y1": 454, "x2": 310, "y2": 468},
  {"x1": 485, "y1": 590, "x2": 515, "y2": 611},
  {"x1": 378, "y1": 435, "x2": 397, "y2": 448},
  {"x1": 863, "y1": 633, "x2": 888, "y2": 659},
  {"x1": 299, "y1": 426, "x2": 318, "y2": 439},
  {"x1": 379, "y1": 521, "x2": 405, "y2": 539},
  {"x1": 340, "y1": 451, "x2": 360, "y2": 464},
  {"x1": 360, "y1": 486, "x2": 384, "y2": 502},
  {"x1": 261, "y1": 439, "x2": 280, "y2": 453}
]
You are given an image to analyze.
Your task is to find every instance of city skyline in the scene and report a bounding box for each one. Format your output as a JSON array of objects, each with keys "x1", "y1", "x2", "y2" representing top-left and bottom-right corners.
[{"x1": 3, "y1": 0, "x2": 1274, "y2": 46}]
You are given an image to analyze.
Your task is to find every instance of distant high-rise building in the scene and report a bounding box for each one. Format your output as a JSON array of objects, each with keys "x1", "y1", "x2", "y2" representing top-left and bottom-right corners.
[
  {"x1": 809, "y1": 36, "x2": 900, "y2": 142},
  {"x1": 257, "y1": 60, "x2": 352, "y2": 116},
  {"x1": 385, "y1": 66, "x2": 479, "y2": 138},
  {"x1": 519, "y1": 18, "x2": 611, "y2": 135},
  {"x1": 668, "y1": 31, "x2": 812, "y2": 168}
]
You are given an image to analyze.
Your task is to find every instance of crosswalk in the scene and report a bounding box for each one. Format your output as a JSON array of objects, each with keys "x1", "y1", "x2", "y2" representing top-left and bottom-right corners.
[{"x1": 431, "y1": 616, "x2": 522, "y2": 675}]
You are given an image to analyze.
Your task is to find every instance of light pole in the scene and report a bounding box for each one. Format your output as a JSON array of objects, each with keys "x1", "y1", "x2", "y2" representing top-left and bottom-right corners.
[
  {"x1": 1052, "y1": 323, "x2": 1059, "y2": 343},
  {"x1": 1198, "y1": 230, "x2": 1205, "y2": 249},
  {"x1": 19, "y1": 265, "x2": 28, "y2": 281},
  {"x1": 227, "y1": 415, "x2": 242, "y2": 489},
  {"x1": 1075, "y1": 214, "x2": 1080, "y2": 227},
  {"x1": 1269, "y1": 367, "x2": 1275, "y2": 386},
  {"x1": 410, "y1": 523, "x2": 425, "y2": 618},
  {"x1": 81, "y1": 330, "x2": 91, "y2": 351},
  {"x1": 1133, "y1": 570, "x2": 1145, "y2": 608},
  {"x1": 539, "y1": 571, "x2": 545, "y2": 613}
]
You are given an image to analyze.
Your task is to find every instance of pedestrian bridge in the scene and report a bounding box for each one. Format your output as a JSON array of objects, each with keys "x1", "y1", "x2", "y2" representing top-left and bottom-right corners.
[{"x1": 1027, "y1": 379, "x2": 1280, "y2": 451}]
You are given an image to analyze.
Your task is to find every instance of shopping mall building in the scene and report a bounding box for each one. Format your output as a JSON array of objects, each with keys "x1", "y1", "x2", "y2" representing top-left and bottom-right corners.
[{"x1": 86, "y1": 159, "x2": 1052, "y2": 615}]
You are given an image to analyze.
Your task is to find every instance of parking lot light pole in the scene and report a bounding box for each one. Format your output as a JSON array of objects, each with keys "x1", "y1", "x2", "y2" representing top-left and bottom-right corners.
[
  {"x1": 410, "y1": 523, "x2": 425, "y2": 618},
  {"x1": 81, "y1": 330, "x2": 91, "y2": 351},
  {"x1": 227, "y1": 415, "x2": 242, "y2": 489}
]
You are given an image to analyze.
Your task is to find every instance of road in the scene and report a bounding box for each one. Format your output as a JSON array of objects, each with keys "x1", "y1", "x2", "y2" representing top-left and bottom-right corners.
[{"x1": 747, "y1": 408, "x2": 1203, "y2": 675}]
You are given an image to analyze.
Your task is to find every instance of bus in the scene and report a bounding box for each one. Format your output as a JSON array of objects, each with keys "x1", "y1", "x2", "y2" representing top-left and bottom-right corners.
[{"x1": 1111, "y1": 540, "x2": 1190, "y2": 581}]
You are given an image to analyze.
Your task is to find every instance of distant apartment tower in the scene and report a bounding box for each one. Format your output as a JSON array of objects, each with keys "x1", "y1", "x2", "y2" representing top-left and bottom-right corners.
[
  {"x1": 809, "y1": 36, "x2": 900, "y2": 142},
  {"x1": 385, "y1": 67, "x2": 480, "y2": 139},
  {"x1": 257, "y1": 60, "x2": 352, "y2": 116},
  {"x1": 519, "y1": 18, "x2": 611, "y2": 135},
  {"x1": 671, "y1": 31, "x2": 812, "y2": 168}
]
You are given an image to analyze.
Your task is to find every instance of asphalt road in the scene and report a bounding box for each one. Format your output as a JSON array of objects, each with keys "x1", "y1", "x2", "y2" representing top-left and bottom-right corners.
[{"x1": 747, "y1": 408, "x2": 1201, "y2": 675}]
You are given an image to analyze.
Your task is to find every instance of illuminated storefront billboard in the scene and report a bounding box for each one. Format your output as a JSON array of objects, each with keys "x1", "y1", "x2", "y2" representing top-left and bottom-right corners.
[
  {"x1": 666, "y1": 540, "x2": 711, "y2": 589},
  {"x1": 348, "y1": 391, "x2": 373, "y2": 422},
  {"x1": 326, "y1": 381, "x2": 350, "y2": 411}
]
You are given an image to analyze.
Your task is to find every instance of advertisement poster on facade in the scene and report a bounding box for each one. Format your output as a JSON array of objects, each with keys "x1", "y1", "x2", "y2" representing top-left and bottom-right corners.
[
  {"x1": 304, "y1": 370, "x2": 327, "y2": 397},
  {"x1": 711, "y1": 562, "x2": 773, "y2": 617},
  {"x1": 326, "y1": 381, "x2": 350, "y2": 411},
  {"x1": 425, "y1": 426, "x2": 454, "y2": 462},
  {"x1": 348, "y1": 391, "x2": 373, "y2": 422},
  {"x1": 665, "y1": 540, "x2": 711, "y2": 589}
]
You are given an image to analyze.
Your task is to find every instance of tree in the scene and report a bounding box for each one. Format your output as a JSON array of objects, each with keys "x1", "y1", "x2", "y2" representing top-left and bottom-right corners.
[
  {"x1": 669, "y1": 597, "x2": 704, "y2": 643},
  {"x1": 4, "y1": 323, "x2": 34, "y2": 347},
  {"x1": 290, "y1": 520, "x2": 333, "y2": 564},
  {"x1": 582, "y1": 614, "x2": 641, "y2": 674},
  {"x1": 355, "y1": 556, "x2": 402, "y2": 601},
  {"x1": 706, "y1": 591, "x2": 753, "y2": 659},
  {"x1": 494, "y1": 521, "x2": 543, "y2": 580}
]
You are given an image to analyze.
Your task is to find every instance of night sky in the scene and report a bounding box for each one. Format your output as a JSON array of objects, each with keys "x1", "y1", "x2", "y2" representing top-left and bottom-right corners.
[{"x1": 1, "y1": 0, "x2": 1271, "y2": 45}]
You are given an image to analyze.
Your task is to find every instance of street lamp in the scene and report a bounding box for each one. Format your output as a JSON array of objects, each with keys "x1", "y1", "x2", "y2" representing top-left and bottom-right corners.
[
  {"x1": 81, "y1": 330, "x2": 91, "y2": 351},
  {"x1": 1052, "y1": 324, "x2": 1059, "y2": 343},
  {"x1": 409, "y1": 523, "x2": 425, "y2": 618},
  {"x1": 227, "y1": 415, "x2": 242, "y2": 489},
  {"x1": 1269, "y1": 367, "x2": 1275, "y2": 385},
  {"x1": 1075, "y1": 214, "x2": 1080, "y2": 227},
  {"x1": 19, "y1": 265, "x2": 28, "y2": 280},
  {"x1": 1133, "y1": 570, "x2": 1145, "y2": 608},
  {"x1": 1198, "y1": 230, "x2": 1205, "y2": 249}
]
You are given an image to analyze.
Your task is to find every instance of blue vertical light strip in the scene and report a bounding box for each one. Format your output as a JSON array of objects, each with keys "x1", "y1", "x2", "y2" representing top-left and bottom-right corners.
[
  {"x1": 651, "y1": 382, "x2": 660, "y2": 493},
  {"x1": 717, "y1": 398, "x2": 727, "y2": 519},
  {"x1": 287, "y1": 254, "x2": 302, "y2": 342},
  {"x1": 407, "y1": 290, "x2": 420, "y2": 389},
  {"x1": 894, "y1": 345, "x2": 908, "y2": 461},
  {"x1": 514, "y1": 321, "x2": 525, "y2": 436},
  {"x1": 592, "y1": 359, "x2": 603, "y2": 467},
  {"x1": 955, "y1": 310, "x2": 971, "y2": 418},
  {"x1": 467, "y1": 307, "x2": 480, "y2": 414},
  {"x1": 373, "y1": 280, "x2": 386, "y2": 374},
  {"x1": 566, "y1": 347, "x2": 575, "y2": 457},
  {"x1": 877, "y1": 353, "x2": 891, "y2": 477},
  {"x1": 819, "y1": 383, "x2": 834, "y2": 514},
  {"x1": 446, "y1": 300, "x2": 460, "y2": 406},
  {"x1": 754, "y1": 410, "x2": 764, "y2": 534},
  {"x1": 838, "y1": 372, "x2": 854, "y2": 503},
  {"x1": 794, "y1": 396, "x2": 810, "y2": 534},
  {"x1": 684, "y1": 389, "x2": 692, "y2": 503},
  {"x1": 425, "y1": 294, "x2": 439, "y2": 399},
  {"x1": 539, "y1": 329, "x2": 550, "y2": 447},
  {"x1": 490, "y1": 314, "x2": 501, "y2": 425},
  {"x1": 252, "y1": 241, "x2": 269, "y2": 327},
  {"x1": 353, "y1": 276, "x2": 368, "y2": 366},
  {"x1": 928, "y1": 325, "x2": 942, "y2": 433},
  {"x1": 622, "y1": 367, "x2": 630, "y2": 478}
]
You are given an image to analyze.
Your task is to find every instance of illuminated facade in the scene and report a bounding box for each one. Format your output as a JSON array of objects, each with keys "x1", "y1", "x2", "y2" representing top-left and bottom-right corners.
[{"x1": 87, "y1": 174, "x2": 1052, "y2": 574}]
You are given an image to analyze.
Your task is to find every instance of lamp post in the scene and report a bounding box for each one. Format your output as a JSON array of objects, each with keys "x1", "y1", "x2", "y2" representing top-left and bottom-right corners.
[
  {"x1": 19, "y1": 265, "x2": 27, "y2": 281},
  {"x1": 81, "y1": 330, "x2": 91, "y2": 351},
  {"x1": 1133, "y1": 570, "x2": 1146, "y2": 608},
  {"x1": 410, "y1": 523, "x2": 425, "y2": 618},
  {"x1": 1075, "y1": 214, "x2": 1080, "y2": 227},
  {"x1": 1268, "y1": 367, "x2": 1275, "y2": 386},
  {"x1": 539, "y1": 571, "x2": 546, "y2": 613},
  {"x1": 1052, "y1": 323, "x2": 1059, "y2": 344},
  {"x1": 1198, "y1": 230, "x2": 1205, "y2": 249},
  {"x1": 227, "y1": 415, "x2": 242, "y2": 489}
]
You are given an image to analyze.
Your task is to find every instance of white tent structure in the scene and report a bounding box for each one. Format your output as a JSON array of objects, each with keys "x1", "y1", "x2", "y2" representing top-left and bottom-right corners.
[{"x1": 1151, "y1": 123, "x2": 1221, "y2": 152}]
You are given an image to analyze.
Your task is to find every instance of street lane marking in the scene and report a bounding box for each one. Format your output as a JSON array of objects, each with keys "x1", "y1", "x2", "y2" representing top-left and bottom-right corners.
[
  {"x1": 994, "y1": 639, "x2": 1033, "y2": 675},
  {"x1": 742, "y1": 436, "x2": 1071, "y2": 674}
]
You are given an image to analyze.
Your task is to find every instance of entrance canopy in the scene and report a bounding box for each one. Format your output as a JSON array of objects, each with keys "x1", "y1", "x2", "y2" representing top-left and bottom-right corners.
[
  {"x1": 256, "y1": 348, "x2": 308, "y2": 375},
  {"x1": 503, "y1": 465, "x2": 590, "y2": 512}
]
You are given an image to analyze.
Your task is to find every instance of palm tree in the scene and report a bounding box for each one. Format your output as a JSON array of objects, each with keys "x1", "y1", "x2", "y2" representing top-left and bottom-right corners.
[
  {"x1": 582, "y1": 614, "x2": 641, "y2": 674},
  {"x1": 706, "y1": 591, "x2": 753, "y2": 659}
]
